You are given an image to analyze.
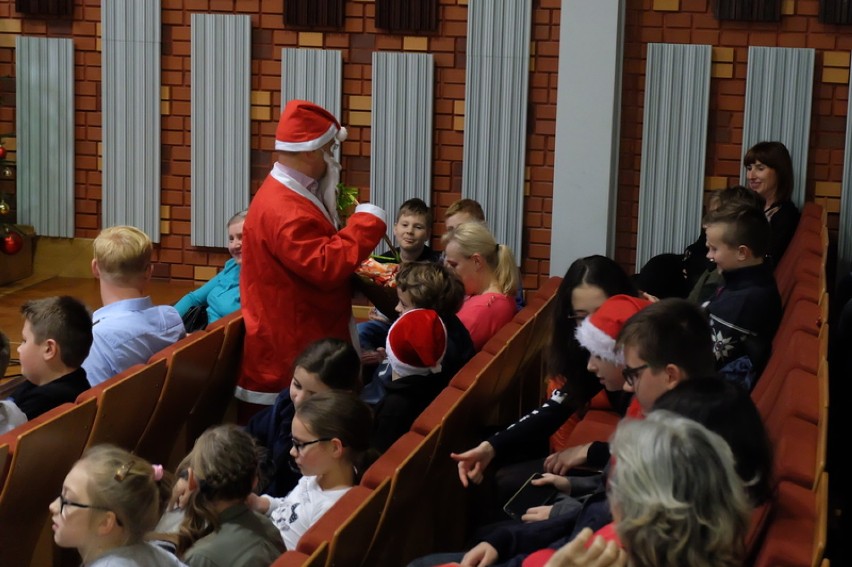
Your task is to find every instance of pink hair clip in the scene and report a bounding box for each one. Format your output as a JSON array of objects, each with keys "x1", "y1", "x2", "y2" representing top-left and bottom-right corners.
[{"x1": 151, "y1": 464, "x2": 164, "y2": 481}]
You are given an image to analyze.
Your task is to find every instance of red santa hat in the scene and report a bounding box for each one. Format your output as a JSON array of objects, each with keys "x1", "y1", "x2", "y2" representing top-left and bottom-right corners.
[
  {"x1": 575, "y1": 294, "x2": 652, "y2": 365},
  {"x1": 385, "y1": 308, "x2": 448, "y2": 377},
  {"x1": 275, "y1": 99, "x2": 348, "y2": 152}
]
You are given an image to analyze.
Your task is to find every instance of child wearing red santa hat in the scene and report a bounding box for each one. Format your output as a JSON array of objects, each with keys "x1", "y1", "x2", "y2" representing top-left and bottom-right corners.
[
  {"x1": 238, "y1": 100, "x2": 388, "y2": 422},
  {"x1": 370, "y1": 308, "x2": 448, "y2": 452}
]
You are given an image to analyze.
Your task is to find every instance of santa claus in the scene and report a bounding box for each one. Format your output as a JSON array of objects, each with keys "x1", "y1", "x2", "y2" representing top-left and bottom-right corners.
[{"x1": 237, "y1": 100, "x2": 387, "y2": 418}]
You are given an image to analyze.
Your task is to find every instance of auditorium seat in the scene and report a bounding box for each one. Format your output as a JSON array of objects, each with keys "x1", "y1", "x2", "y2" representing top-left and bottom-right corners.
[
  {"x1": 185, "y1": 311, "x2": 244, "y2": 451},
  {"x1": 448, "y1": 350, "x2": 494, "y2": 392},
  {"x1": 0, "y1": 442, "x2": 8, "y2": 489},
  {"x1": 134, "y1": 326, "x2": 225, "y2": 468},
  {"x1": 0, "y1": 399, "x2": 97, "y2": 567},
  {"x1": 270, "y1": 542, "x2": 328, "y2": 567},
  {"x1": 76, "y1": 359, "x2": 167, "y2": 450},
  {"x1": 295, "y1": 481, "x2": 390, "y2": 567},
  {"x1": 753, "y1": 474, "x2": 828, "y2": 567},
  {"x1": 361, "y1": 429, "x2": 441, "y2": 566}
]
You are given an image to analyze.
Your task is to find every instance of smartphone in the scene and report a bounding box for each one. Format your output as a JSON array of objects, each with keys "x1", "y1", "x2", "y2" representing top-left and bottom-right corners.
[{"x1": 503, "y1": 473, "x2": 558, "y2": 521}]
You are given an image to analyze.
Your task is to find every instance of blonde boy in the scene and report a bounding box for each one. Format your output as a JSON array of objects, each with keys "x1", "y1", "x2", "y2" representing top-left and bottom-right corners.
[
  {"x1": 9, "y1": 296, "x2": 93, "y2": 421},
  {"x1": 82, "y1": 226, "x2": 185, "y2": 386}
]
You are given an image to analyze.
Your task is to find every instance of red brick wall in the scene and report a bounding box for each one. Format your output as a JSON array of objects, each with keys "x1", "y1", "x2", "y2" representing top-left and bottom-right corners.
[
  {"x1": 617, "y1": 0, "x2": 849, "y2": 272},
  {"x1": 2, "y1": 1, "x2": 848, "y2": 285},
  {"x1": 0, "y1": 0, "x2": 560, "y2": 291}
]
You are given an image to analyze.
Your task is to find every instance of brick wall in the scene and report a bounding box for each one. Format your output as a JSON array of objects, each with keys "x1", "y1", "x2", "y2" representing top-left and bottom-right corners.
[
  {"x1": 1, "y1": 1, "x2": 849, "y2": 286},
  {"x1": 618, "y1": 0, "x2": 849, "y2": 272},
  {"x1": 0, "y1": 0, "x2": 560, "y2": 291}
]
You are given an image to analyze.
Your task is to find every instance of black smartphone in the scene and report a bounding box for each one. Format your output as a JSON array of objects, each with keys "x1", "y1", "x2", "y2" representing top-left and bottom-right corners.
[{"x1": 503, "y1": 473, "x2": 558, "y2": 521}]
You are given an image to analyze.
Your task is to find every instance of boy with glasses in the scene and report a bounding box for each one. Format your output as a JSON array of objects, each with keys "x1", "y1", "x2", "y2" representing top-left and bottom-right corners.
[{"x1": 412, "y1": 298, "x2": 716, "y2": 567}]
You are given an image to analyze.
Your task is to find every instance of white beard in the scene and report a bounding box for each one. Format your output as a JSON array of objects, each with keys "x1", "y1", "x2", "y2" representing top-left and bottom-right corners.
[{"x1": 319, "y1": 151, "x2": 342, "y2": 228}]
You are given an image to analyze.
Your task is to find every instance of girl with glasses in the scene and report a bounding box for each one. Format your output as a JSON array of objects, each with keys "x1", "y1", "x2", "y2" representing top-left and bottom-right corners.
[
  {"x1": 250, "y1": 391, "x2": 374, "y2": 549},
  {"x1": 245, "y1": 338, "x2": 362, "y2": 497},
  {"x1": 50, "y1": 445, "x2": 186, "y2": 566}
]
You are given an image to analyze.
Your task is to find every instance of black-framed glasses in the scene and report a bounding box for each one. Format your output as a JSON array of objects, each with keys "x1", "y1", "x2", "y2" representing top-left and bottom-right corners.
[
  {"x1": 622, "y1": 364, "x2": 649, "y2": 387},
  {"x1": 290, "y1": 436, "x2": 332, "y2": 454},
  {"x1": 58, "y1": 495, "x2": 113, "y2": 518}
]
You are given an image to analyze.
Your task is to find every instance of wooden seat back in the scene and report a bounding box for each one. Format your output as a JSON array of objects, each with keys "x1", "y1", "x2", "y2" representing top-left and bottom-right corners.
[
  {"x1": 77, "y1": 359, "x2": 167, "y2": 450},
  {"x1": 0, "y1": 399, "x2": 97, "y2": 567},
  {"x1": 134, "y1": 327, "x2": 225, "y2": 466},
  {"x1": 271, "y1": 542, "x2": 329, "y2": 567},
  {"x1": 360, "y1": 430, "x2": 441, "y2": 566},
  {"x1": 185, "y1": 311, "x2": 244, "y2": 450}
]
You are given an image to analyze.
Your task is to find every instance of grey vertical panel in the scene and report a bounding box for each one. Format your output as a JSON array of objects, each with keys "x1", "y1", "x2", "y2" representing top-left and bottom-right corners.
[
  {"x1": 280, "y1": 49, "x2": 342, "y2": 126},
  {"x1": 462, "y1": 0, "x2": 532, "y2": 258},
  {"x1": 838, "y1": 53, "x2": 852, "y2": 278},
  {"x1": 102, "y1": 0, "x2": 161, "y2": 241},
  {"x1": 15, "y1": 37, "x2": 74, "y2": 238},
  {"x1": 551, "y1": 0, "x2": 626, "y2": 273},
  {"x1": 191, "y1": 14, "x2": 251, "y2": 247},
  {"x1": 636, "y1": 44, "x2": 712, "y2": 269},
  {"x1": 371, "y1": 52, "x2": 434, "y2": 240},
  {"x1": 742, "y1": 46, "x2": 814, "y2": 207}
]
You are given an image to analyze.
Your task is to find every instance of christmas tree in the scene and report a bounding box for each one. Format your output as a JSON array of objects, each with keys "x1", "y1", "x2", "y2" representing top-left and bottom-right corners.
[{"x1": 0, "y1": 137, "x2": 23, "y2": 256}]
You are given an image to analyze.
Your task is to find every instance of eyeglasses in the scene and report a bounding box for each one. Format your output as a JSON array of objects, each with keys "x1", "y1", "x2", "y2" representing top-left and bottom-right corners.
[
  {"x1": 567, "y1": 310, "x2": 591, "y2": 322},
  {"x1": 57, "y1": 495, "x2": 113, "y2": 518},
  {"x1": 290, "y1": 436, "x2": 332, "y2": 454},
  {"x1": 622, "y1": 363, "x2": 649, "y2": 387}
]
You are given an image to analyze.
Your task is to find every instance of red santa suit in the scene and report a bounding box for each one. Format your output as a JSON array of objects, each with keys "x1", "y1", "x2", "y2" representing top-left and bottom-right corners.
[{"x1": 237, "y1": 100, "x2": 387, "y2": 405}]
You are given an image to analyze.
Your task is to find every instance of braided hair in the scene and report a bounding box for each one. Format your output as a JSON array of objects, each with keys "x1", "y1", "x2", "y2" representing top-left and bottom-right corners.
[{"x1": 176, "y1": 425, "x2": 263, "y2": 555}]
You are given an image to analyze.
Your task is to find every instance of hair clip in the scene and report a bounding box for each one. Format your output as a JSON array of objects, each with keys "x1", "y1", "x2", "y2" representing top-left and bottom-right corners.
[
  {"x1": 114, "y1": 460, "x2": 136, "y2": 482},
  {"x1": 151, "y1": 464, "x2": 164, "y2": 481}
]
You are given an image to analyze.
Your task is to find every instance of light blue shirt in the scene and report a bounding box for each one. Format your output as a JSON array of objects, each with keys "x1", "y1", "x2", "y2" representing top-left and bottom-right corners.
[
  {"x1": 175, "y1": 258, "x2": 241, "y2": 324},
  {"x1": 83, "y1": 297, "x2": 186, "y2": 386}
]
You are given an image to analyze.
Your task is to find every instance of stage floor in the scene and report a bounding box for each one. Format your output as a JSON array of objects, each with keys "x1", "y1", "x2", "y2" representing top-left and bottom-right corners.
[{"x1": 0, "y1": 276, "x2": 197, "y2": 393}]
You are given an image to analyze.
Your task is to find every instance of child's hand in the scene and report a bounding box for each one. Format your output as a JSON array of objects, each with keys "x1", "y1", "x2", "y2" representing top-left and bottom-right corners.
[
  {"x1": 247, "y1": 493, "x2": 270, "y2": 514},
  {"x1": 169, "y1": 476, "x2": 192, "y2": 510},
  {"x1": 641, "y1": 291, "x2": 660, "y2": 303},
  {"x1": 360, "y1": 348, "x2": 387, "y2": 366},
  {"x1": 368, "y1": 307, "x2": 390, "y2": 323},
  {"x1": 543, "y1": 443, "x2": 591, "y2": 476},
  {"x1": 521, "y1": 505, "x2": 553, "y2": 523},
  {"x1": 532, "y1": 472, "x2": 571, "y2": 494}
]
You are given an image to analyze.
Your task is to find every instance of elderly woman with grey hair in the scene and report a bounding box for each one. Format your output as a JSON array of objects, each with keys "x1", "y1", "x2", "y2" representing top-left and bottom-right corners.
[{"x1": 545, "y1": 410, "x2": 750, "y2": 567}]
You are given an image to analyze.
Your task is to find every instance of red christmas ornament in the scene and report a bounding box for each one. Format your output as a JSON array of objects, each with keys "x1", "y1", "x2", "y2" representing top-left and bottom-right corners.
[
  {"x1": 0, "y1": 146, "x2": 6, "y2": 159},
  {"x1": 1, "y1": 229, "x2": 23, "y2": 255}
]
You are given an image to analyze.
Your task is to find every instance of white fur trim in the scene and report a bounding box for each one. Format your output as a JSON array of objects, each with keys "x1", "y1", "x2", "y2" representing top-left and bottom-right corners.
[
  {"x1": 275, "y1": 123, "x2": 338, "y2": 152},
  {"x1": 336, "y1": 126, "x2": 348, "y2": 142},
  {"x1": 353, "y1": 203, "x2": 387, "y2": 225},
  {"x1": 575, "y1": 320, "x2": 623, "y2": 365},
  {"x1": 233, "y1": 386, "x2": 278, "y2": 405}
]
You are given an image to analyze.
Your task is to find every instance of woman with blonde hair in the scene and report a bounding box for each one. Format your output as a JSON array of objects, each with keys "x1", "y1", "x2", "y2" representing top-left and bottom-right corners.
[{"x1": 443, "y1": 222, "x2": 519, "y2": 350}]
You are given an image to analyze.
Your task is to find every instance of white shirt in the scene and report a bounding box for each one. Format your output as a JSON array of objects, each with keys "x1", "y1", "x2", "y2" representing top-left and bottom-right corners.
[{"x1": 262, "y1": 475, "x2": 350, "y2": 550}]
